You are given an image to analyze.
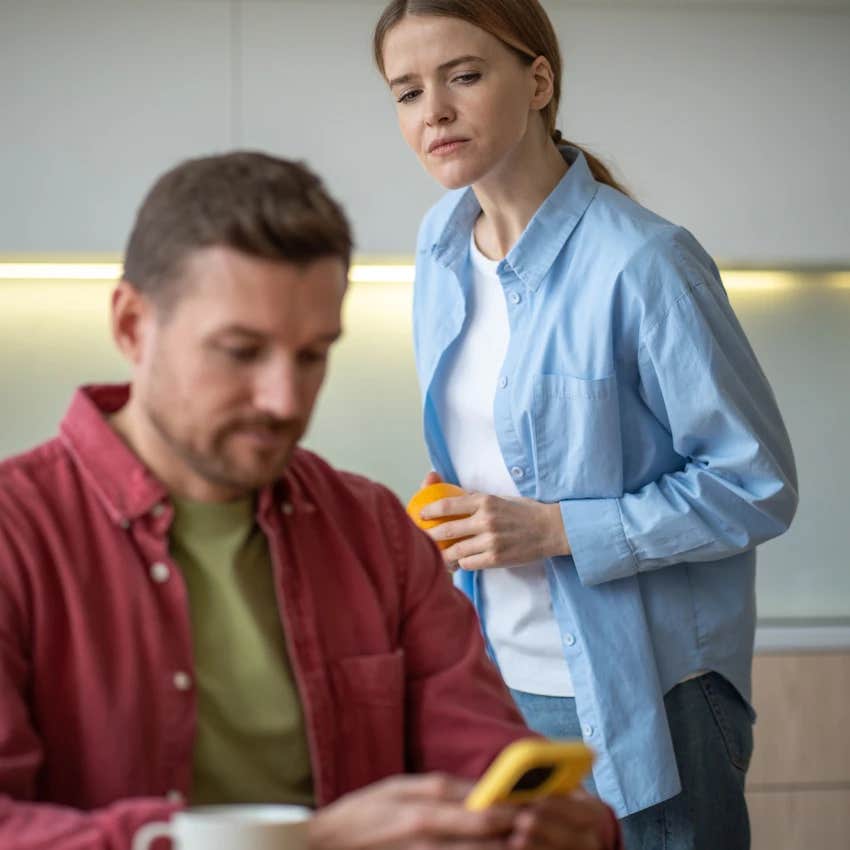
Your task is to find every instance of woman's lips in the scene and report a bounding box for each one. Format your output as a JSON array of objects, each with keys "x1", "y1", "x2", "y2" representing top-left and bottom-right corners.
[{"x1": 428, "y1": 138, "x2": 469, "y2": 157}]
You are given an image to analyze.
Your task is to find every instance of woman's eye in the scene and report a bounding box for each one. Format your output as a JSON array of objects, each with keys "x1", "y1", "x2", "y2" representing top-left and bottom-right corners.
[
  {"x1": 453, "y1": 72, "x2": 481, "y2": 85},
  {"x1": 397, "y1": 88, "x2": 422, "y2": 104}
]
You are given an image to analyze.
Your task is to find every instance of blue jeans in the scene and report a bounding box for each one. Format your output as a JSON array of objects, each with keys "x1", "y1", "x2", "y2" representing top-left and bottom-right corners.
[{"x1": 510, "y1": 673, "x2": 753, "y2": 850}]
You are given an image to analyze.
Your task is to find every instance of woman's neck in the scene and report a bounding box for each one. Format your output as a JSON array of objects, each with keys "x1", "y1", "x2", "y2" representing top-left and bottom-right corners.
[{"x1": 471, "y1": 131, "x2": 568, "y2": 261}]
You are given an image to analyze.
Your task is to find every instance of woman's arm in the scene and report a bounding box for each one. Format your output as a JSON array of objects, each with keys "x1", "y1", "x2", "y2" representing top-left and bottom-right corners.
[{"x1": 562, "y1": 241, "x2": 798, "y2": 586}]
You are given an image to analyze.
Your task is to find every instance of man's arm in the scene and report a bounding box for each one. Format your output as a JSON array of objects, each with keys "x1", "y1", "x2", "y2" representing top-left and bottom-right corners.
[
  {"x1": 375, "y1": 491, "x2": 621, "y2": 849},
  {"x1": 0, "y1": 796, "x2": 181, "y2": 850}
]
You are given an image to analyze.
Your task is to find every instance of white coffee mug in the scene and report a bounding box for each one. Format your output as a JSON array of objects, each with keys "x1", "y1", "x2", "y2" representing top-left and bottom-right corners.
[{"x1": 132, "y1": 804, "x2": 312, "y2": 850}]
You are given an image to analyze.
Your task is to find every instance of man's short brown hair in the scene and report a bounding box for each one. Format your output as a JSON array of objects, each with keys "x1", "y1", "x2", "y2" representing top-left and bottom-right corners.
[{"x1": 123, "y1": 151, "x2": 353, "y2": 311}]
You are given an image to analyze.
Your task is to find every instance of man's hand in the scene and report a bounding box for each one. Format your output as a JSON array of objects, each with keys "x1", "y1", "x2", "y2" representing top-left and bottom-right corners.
[
  {"x1": 506, "y1": 791, "x2": 614, "y2": 850},
  {"x1": 420, "y1": 492, "x2": 571, "y2": 571},
  {"x1": 307, "y1": 774, "x2": 514, "y2": 849}
]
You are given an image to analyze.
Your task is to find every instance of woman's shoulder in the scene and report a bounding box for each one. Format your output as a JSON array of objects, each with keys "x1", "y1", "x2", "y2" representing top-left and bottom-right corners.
[{"x1": 585, "y1": 187, "x2": 720, "y2": 296}]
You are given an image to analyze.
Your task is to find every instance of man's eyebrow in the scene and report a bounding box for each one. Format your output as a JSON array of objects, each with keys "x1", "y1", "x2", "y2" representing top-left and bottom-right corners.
[
  {"x1": 314, "y1": 330, "x2": 343, "y2": 345},
  {"x1": 388, "y1": 55, "x2": 486, "y2": 88},
  {"x1": 210, "y1": 327, "x2": 343, "y2": 344},
  {"x1": 210, "y1": 325, "x2": 265, "y2": 339}
]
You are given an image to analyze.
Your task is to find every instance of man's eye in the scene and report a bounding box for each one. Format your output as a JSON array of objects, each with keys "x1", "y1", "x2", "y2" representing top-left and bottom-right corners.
[
  {"x1": 223, "y1": 347, "x2": 261, "y2": 362},
  {"x1": 298, "y1": 350, "x2": 327, "y2": 366},
  {"x1": 397, "y1": 88, "x2": 422, "y2": 104}
]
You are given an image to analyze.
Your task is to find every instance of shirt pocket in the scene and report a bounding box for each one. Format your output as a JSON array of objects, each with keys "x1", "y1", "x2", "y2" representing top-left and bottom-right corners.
[
  {"x1": 531, "y1": 373, "x2": 624, "y2": 501},
  {"x1": 329, "y1": 650, "x2": 406, "y2": 794}
]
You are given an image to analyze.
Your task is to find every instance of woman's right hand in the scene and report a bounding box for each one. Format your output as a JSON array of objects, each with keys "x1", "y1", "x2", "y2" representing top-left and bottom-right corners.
[{"x1": 421, "y1": 470, "x2": 443, "y2": 488}]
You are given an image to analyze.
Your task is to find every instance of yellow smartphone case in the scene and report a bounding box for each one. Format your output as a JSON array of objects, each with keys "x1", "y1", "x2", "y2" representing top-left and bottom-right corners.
[{"x1": 465, "y1": 738, "x2": 595, "y2": 811}]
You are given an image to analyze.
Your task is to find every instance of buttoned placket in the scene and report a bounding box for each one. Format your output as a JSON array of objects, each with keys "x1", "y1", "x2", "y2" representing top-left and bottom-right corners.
[
  {"x1": 123, "y1": 502, "x2": 197, "y2": 800},
  {"x1": 495, "y1": 263, "x2": 534, "y2": 499}
]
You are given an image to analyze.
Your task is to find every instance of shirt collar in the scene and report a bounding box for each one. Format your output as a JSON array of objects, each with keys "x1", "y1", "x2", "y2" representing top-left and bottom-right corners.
[
  {"x1": 58, "y1": 384, "x2": 301, "y2": 528},
  {"x1": 430, "y1": 146, "x2": 599, "y2": 292}
]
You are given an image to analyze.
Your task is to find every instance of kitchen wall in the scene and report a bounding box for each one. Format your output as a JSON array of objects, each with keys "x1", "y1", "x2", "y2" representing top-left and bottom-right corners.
[
  {"x1": 1, "y1": 0, "x2": 848, "y2": 620},
  {"x1": 1, "y1": 0, "x2": 848, "y2": 262}
]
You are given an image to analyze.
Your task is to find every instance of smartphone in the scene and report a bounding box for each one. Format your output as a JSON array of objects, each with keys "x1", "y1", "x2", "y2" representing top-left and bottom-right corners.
[{"x1": 465, "y1": 738, "x2": 595, "y2": 811}]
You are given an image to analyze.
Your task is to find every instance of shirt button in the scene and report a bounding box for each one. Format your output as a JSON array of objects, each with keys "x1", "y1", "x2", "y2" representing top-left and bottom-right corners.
[
  {"x1": 281, "y1": 501, "x2": 294, "y2": 516},
  {"x1": 563, "y1": 633, "x2": 576, "y2": 647},
  {"x1": 499, "y1": 376, "x2": 508, "y2": 389},
  {"x1": 509, "y1": 291, "x2": 522, "y2": 305},
  {"x1": 150, "y1": 562, "x2": 170, "y2": 583},
  {"x1": 151, "y1": 503, "x2": 166, "y2": 518},
  {"x1": 582, "y1": 723, "x2": 595, "y2": 738},
  {"x1": 166, "y1": 790, "x2": 185, "y2": 804},
  {"x1": 510, "y1": 467, "x2": 525, "y2": 481},
  {"x1": 173, "y1": 671, "x2": 192, "y2": 691}
]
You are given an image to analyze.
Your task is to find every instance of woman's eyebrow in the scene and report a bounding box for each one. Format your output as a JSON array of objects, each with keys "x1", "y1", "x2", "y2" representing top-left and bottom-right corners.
[{"x1": 389, "y1": 54, "x2": 486, "y2": 88}]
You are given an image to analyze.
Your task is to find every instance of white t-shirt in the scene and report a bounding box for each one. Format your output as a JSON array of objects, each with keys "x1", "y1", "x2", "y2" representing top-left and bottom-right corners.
[{"x1": 434, "y1": 233, "x2": 574, "y2": 697}]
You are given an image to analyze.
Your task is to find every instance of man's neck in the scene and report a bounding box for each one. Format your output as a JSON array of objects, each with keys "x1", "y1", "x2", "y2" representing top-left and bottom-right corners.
[{"x1": 109, "y1": 396, "x2": 245, "y2": 503}]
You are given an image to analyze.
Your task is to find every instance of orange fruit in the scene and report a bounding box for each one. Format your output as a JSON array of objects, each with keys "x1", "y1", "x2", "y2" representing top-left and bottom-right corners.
[{"x1": 406, "y1": 482, "x2": 470, "y2": 550}]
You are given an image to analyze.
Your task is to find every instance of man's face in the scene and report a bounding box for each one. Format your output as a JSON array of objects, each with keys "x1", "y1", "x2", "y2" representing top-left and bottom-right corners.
[{"x1": 130, "y1": 246, "x2": 346, "y2": 498}]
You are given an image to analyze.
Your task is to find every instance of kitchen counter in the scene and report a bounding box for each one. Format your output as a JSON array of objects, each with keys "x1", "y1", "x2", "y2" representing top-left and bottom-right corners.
[{"x1": 755, "y1": 619, "x2": 850, "y2": 652}]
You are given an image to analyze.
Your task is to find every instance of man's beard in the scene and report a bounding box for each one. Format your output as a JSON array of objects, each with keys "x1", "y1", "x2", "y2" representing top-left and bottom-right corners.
[{"x1": 145, "y1": 402, "x2": 301, "y2": 495}]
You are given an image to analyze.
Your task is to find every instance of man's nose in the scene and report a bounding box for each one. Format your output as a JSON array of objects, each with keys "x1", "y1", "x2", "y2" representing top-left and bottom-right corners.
[{"x1": 253, "y1": 359, "x2": 302, "y2": 421}]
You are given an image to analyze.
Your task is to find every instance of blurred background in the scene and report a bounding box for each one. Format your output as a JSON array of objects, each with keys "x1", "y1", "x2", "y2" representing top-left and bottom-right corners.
[{"x1": 1, "y1": 1, "x2": 848, "y2": 845}]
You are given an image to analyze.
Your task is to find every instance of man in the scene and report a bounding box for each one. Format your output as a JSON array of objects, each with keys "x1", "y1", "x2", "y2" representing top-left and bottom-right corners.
[{"x1": 0, "y1": 152, "x2": 619, "y2": 849}]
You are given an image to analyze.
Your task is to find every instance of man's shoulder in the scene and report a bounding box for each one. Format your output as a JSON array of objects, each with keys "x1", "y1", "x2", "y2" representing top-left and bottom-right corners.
[
  {"x1": 0, "y1": 437, "x2": 69, "y2": 503},
  {"x1": 284, "y1": 449, "x2": 422, "y2": 581},
  {"x1": 0, "y1": 436, "x2": 77, "y2": 549},
  {"x1": 286, "y1": 448, "x2": 403, "y2": 517}
]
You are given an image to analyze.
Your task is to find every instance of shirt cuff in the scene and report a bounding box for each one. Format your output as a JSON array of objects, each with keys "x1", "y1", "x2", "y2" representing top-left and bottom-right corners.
[{"x1": 560, "y1": 497, "x2": 638, "y2": 586}]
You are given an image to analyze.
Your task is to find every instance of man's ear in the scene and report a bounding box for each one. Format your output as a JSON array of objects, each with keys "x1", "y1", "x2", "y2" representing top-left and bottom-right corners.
[
  {"x1": 529, "y1": 55, "x2": 556, "y2": 111},
  {"x1": 111, "y1": 280, "x2": 153, "y2": 365}
]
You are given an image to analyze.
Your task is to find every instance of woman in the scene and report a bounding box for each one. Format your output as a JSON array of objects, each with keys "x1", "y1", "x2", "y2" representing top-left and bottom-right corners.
[{"x1": 373, "y1": 1, "x2": 798, "y2": 848}]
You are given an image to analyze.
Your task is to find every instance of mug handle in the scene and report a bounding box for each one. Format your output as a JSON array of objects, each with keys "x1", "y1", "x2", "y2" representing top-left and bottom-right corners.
[{"x1": 132, "y1": 820, "x2": 173, "y2": 850}]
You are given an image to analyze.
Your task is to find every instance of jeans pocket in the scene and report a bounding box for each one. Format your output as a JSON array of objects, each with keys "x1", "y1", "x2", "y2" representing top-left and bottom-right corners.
[{"x1": 699, "y1": 673, "x2": 754, "y2": 773}]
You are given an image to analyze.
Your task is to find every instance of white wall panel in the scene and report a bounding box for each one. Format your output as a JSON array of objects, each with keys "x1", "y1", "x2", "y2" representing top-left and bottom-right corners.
[
  {"x1": 238, "y1": 0, "x2": 442, "y2": 255},
  {"x1": 0, "y1": 0, "x2": 233, "y2": 253},
  {"x1": 0, "y1": 1, "x2": 847, "y2": 261}
]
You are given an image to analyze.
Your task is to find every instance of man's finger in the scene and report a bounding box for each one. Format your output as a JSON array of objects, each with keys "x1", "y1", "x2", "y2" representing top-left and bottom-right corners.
[
  {"x1": 402, "y1": 800, "x2": 515, "y2": 840},
  {"x1": 383, "y1": 772, "x2": 473, "y2": 802}
]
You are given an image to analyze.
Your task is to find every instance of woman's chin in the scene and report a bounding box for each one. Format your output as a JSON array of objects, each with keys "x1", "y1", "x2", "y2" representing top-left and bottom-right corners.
[{"x1": 427, "y1": 165, "x2": 483, "y2": 191}]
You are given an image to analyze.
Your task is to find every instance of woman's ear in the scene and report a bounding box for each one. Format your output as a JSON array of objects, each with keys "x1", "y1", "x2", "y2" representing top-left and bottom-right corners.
[
  {"x1": 111, "y1": 280, "x2": 153, "y2": 366},
  {"x1": 529, "y1": 55, "x2": 556, "y2": 111}
]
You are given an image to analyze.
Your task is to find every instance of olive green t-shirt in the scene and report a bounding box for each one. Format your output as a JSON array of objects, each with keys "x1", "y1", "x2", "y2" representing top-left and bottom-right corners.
[{"x1": 169, "y1": 496, "x2": 314, "y2": 806}]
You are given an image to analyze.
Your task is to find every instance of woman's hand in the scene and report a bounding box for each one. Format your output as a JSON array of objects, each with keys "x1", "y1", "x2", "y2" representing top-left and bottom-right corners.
[{"x1": 419, "y1": 477, "x2": 571, "y2": 570}]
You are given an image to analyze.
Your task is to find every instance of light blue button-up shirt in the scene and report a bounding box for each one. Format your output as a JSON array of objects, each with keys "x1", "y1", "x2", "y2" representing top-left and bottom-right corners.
[{"x1": 412, "y1": 147, "x2": 798, "y2": 816}]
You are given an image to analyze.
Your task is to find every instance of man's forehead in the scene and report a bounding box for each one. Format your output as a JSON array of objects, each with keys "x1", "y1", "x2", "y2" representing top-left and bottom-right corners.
[
  {"x1": 180, "y1": 244, "x2": 345, "y2": 282},
  {"x1": 163, "y1": 247, "x2": 346, "y2": 338}
]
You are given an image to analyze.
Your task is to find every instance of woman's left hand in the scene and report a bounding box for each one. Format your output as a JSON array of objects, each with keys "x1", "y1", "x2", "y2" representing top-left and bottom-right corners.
[{"x1": 420, "y1": 492, "x2": 571, "y2": 570}]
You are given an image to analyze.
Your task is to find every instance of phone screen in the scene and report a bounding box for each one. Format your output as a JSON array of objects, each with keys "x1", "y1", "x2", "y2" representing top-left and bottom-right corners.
[{"x1": 510, "y1": 765, "x2": 555, "y2": 792}]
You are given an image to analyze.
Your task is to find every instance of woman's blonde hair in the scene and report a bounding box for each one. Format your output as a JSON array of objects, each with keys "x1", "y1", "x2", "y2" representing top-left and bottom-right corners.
[{"x1": 373, "y1": 0, "x2": 629, "y2": 195}]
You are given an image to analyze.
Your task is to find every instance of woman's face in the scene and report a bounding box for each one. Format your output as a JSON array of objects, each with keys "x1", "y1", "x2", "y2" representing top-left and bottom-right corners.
[{"x1": 381, "y1": 15, "x2": 542, "y2": 190}]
